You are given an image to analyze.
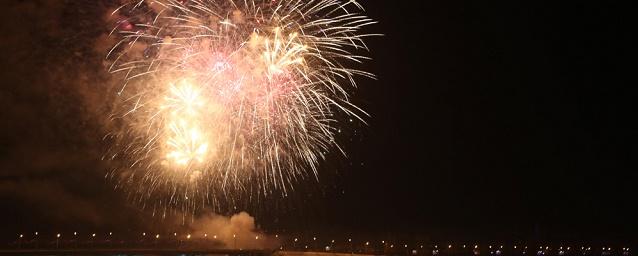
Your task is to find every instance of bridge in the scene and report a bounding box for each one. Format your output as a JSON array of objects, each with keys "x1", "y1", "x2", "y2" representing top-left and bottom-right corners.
[{"x1": 0, "y1": 248, "x2": 274, "y2": 255}]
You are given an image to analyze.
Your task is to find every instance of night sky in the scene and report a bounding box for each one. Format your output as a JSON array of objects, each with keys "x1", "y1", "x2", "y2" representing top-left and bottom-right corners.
[{"x1": 0, "y1": 0, "x2": 635, "y2": 244}]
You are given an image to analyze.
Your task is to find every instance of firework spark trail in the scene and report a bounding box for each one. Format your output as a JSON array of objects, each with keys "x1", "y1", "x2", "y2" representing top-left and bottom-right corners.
[{"x1": 106, "y1": 0, "x2": 377, "y2": 214}]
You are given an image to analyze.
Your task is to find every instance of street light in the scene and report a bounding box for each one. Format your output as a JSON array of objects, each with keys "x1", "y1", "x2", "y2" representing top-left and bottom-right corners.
[
  {"x1": 349, "y1": 239, "x2": 353, "y2": 253},
  {"x1": 233, "y1": 234, "x2": 237, "y2": 249}
]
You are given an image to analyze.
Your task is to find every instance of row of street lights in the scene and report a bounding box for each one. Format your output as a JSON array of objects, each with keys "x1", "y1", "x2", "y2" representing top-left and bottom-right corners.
[{"x1": 14, "y1": 232, "x2": 632, "y2": 254}]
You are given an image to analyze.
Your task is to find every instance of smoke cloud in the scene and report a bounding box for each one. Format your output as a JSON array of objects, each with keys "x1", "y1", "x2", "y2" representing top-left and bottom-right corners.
[{"x1": 188, "y1": 211, "x2": 278, "y2": 249}]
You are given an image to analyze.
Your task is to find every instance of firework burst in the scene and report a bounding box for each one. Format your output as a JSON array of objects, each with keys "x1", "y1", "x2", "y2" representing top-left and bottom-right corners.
[{"x1": 105, "y1": 0, "x2": 377, "y2": 214}]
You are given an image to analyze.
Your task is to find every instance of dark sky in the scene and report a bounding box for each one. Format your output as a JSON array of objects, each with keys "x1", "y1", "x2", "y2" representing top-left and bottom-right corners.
[{"x1": 0, "y1": 0, "x2": 635, "y2": 243}]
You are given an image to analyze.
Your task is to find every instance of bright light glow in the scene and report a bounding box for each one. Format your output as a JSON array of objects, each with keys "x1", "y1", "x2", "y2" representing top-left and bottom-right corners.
[{"x1": 107, "y1": 0, "x2": 378, "y2": 214}]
